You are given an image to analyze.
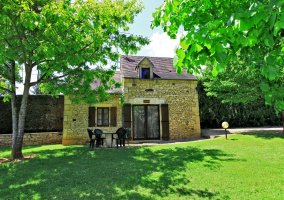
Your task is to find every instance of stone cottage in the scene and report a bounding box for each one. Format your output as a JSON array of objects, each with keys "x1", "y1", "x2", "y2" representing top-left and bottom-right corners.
[{"x1": 62, "y1": 56, "x2": 201, "y2": 145}]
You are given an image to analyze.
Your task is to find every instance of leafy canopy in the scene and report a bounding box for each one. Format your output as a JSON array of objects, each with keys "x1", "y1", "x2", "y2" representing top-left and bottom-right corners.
[
  {"x1": 201, "y1": 63, "x2": 262, "y2": 104},
  {"x1": 152, "y1": 0, "x2": 284, "y2": 112},
  {"x1": 0, "y1": 0, "x2": 148, "y2": 103}
]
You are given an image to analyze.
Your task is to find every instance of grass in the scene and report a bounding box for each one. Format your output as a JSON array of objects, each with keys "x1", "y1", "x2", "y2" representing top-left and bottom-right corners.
[{"x1": 0, "y1": 133, "x2": 284, "y2": 200}]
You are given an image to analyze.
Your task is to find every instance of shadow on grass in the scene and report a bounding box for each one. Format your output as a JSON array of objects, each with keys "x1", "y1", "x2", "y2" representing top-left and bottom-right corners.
[{"x1": 0, "y1": 145, "x2": 238, "y2": 199}]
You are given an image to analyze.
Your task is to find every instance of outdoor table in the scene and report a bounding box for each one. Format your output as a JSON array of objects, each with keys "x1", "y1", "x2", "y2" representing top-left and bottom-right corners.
[{"x1": 103, "y1": 132, "x2": 117, "y2": 148}]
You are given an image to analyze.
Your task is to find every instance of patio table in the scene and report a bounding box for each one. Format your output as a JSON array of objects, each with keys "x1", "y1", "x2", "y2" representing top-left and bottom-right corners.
[{"x1": 102, "y1": 132, "x2": 117, "y2": 147}]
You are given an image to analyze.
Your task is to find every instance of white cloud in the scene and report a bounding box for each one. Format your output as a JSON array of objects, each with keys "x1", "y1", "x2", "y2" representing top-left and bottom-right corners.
[{"x1": 139, "y1": 32, "x2": 181, "y2": 57}]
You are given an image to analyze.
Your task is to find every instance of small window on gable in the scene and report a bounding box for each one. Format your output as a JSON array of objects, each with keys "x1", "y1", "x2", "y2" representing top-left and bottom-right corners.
[
  {"x1": 141, "y1": 68, "x2": 150, "y2": 79},
  {"x1": 137, "y1": 57, "x2": 153, "y2": 79}
]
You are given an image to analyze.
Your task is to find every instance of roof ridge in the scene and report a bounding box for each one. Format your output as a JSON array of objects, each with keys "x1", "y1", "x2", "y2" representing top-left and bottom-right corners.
[{"x1": 121, "y1": 55, "x2": 173, "y2": 59}]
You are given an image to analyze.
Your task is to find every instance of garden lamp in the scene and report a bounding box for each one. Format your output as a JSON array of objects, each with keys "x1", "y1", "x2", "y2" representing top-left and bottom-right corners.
[{"x1": 222, "y1": 121, "x2": 229, "y2": 140}]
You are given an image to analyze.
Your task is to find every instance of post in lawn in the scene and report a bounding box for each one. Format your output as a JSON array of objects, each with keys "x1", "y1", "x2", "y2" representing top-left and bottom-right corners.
[
  {"x1": 222, "y1": 121, "x2": 229, "y2": 140},
  {"x1": 281, "y1": 110, "x2": 284, "y2": 134}
]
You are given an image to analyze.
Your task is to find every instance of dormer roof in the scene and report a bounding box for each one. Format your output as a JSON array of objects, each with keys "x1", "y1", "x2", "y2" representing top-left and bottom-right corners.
[{"x1": 135, "y1": 57, "x2": 154, "y2": 69}]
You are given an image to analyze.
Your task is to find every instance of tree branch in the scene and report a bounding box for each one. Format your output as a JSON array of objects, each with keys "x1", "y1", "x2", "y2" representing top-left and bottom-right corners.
[
  {"x1": 0, "y1": 62, "x2": 13, "y2": 80},
  {"x1": 30, "y1": 61, "x2": 87, "y2": 86},
  {"x1": 29, "y1": 72, "x2": 48, "y2": 86},
  {"x1": 4, "y1": 38, "x2": 13, "y2": 48},
  {"x1": 32, "y1": 40, "x2": 95, "y2": 68},
  {"x1": 7, "y1": 14, "x2": 27, "y2": 62},
  {"x1": 30, "y1": 74, "x2": 70, "y2": 86},
  {"x1": 32, "y1": 59, "x2": 55, "y2": 67}
]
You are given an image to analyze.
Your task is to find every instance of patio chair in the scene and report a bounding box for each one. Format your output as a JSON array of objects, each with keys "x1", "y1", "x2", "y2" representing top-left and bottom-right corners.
[
  {"x1": 94, "y1": 129, "x2": 105, "y2": 147},
  {"x1": 87, "y1": 128, "x2": 95, "y2": 149},
  {"x1": 115, "y1": 127, "x2": 127, "y2": 148}
]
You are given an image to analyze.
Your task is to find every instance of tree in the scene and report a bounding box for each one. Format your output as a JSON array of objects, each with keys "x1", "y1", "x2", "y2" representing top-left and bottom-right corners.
[
  {"x1": 200, "y1": 63, "x2": 284, "y2": 132},
  {"x1": 0, "y1": 0, "x2": 148, "y2": 159},
  {"x1": 200, "y1": 61, "x2": 263, "y2": 104},
  {"x1": 197, "y1": 80, "x2": 282, "y2": 129},
  {"x1": 152, "y1": 0, "x2": 284, "y2": 112}
]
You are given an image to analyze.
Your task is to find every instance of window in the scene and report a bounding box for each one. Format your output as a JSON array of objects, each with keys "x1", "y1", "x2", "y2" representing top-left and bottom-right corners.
[
  {"x1": 88, "y1": 107, "x2": 117, "y2": 127},
  {"x1": 141, "y1": 68, "x2": 150, "y2": 79},
  {"x1": 97, "y1": 108, "x2": 109, "y2": 126}
]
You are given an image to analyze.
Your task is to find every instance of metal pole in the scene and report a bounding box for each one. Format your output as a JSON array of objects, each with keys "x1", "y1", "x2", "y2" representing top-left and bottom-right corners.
[
  {"x1": 225, "y1": 128, "x2": 227, "y2": 140},
  {"x1": 282, "y1": 110, "x2": 284, "y2": 134}
]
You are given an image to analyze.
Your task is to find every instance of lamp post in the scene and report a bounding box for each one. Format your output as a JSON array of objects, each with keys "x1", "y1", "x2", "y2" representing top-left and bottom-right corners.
[
  {"x1": 282, "y1": 110, "x2": 284, "y2": 134},
  {"x1": 222, "y1": 121, "x2": 229, "y2": 140}
]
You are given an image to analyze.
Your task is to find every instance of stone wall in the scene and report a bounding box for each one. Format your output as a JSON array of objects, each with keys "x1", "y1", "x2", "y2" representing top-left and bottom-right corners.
[
  {"x1": 0, "y1": 132, "x2": 62, "y2": 147},
  {"x1": 123, "y1": 78, "x2": 201, "y2": 139},
  {"x1": 0, "y1": 95, "x2": 64, "y2": 134},
  {"x1": 62, "y1": 95, "x2": 122, "y2": 145},
  {"x1": 62, "y1": 78, "x2": 201, "y2": 144}
]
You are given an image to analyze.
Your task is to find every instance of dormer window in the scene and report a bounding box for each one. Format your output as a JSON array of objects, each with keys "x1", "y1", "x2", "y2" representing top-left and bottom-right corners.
[
  {"x1": 137, "y1": 57, "x2": 154, "y2": 79},
  {"x1": 141, "y1": 68, "x2": 150, "y2": 79}
]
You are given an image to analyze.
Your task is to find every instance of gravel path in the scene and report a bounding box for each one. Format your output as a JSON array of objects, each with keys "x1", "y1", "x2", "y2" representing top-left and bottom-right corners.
[{"x1": 202, "y1": 126, "x2": 283, "y2": 138}]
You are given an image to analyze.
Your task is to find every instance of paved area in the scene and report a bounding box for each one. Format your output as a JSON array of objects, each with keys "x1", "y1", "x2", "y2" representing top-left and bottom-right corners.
[
  {"x1": 117, "y1": 127, "x2": 283, "y2": 147},
  {"x1": 202, "y1": 127, "x2": 283, "y2": 139}
]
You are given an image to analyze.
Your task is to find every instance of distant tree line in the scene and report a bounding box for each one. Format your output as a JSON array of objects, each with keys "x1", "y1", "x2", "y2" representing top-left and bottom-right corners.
[{"x1": 197, "y1": 81, "x2": 282, "y2": 128}]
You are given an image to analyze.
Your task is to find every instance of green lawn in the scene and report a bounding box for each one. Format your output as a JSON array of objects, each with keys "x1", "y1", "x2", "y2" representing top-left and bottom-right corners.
[{"x1": 1, "y1": 133, "x2": 284, "y2": 200}]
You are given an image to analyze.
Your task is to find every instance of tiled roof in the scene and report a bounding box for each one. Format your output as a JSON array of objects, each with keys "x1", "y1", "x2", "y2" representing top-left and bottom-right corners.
[
  {"x1": 92, "y1": 55, "x2": 197, "y2": 94},
  {"x1": 91, "y1": 70, "x2": 123, "y2": 94},
  {"x1": 119, "y1": 55, "x2": 197, "y2": 80},
  {"x1": 109, "y1": 70, "x2": 122, "y2": 94}
]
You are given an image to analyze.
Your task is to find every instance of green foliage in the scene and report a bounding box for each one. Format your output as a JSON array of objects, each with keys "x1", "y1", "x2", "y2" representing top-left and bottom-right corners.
[
  {"x1": 201, "y1": 61, "x2": 263, "y2": 104},
  {"x1": 153, "y1": 0, "x2": 284, "y2": 112},
  {"x1": 198, "y1": 81, "x2": 282, "y2": 128},
  {"x1": 0, "y1": 0, "x2": 149, "y2": 103},
  {"x1": 119, "y1": 93, "x2": 125, "y2": 105}
]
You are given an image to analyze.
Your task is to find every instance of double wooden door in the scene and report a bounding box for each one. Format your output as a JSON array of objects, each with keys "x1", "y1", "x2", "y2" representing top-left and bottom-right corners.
[{"x1": 133, "y1": 105, "x2": 160, "y2": 140}]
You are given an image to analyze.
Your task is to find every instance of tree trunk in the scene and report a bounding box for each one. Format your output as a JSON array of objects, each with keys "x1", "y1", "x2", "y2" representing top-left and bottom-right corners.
[
  {"x1": 11, "y1": 64, "x2": 32, "y2": 159},
  {"x1": 11, "y1": 89, "x2": 29, "y2": 159},
  {"x1": 11, "y1": 93, "x2": 21, "y2": 159},
  {"x1": 9, "y1": 61, "x2": 21, "y2": 159}
]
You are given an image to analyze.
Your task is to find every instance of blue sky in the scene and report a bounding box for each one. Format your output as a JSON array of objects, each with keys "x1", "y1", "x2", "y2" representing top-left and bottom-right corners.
[
  {"x1": 129, "y1": 0, "x2": 163, "y2": 37},
  {"x1": 128, "y1": 0, "x2": 180, "y2": 57}
]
